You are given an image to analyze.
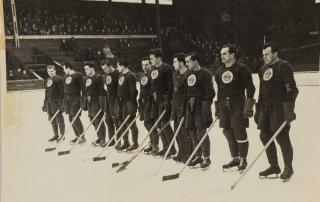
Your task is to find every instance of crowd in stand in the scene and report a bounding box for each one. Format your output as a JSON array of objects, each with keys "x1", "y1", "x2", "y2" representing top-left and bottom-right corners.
[
  {"x1": 4, "y1": 1, "x2": 156, "y2": 35},
  {"x1": 7, "y1": 67, "x2": 32, "y2": 80}
]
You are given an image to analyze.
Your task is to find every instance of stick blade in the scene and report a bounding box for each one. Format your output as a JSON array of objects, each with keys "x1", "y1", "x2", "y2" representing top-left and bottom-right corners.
[
  {"x1": 116, "y1": 165, "x2": 126, "y2": 173},
  {"x1": 58, "y1": 150, "x2": 70, "y2": 156},
  {"x1": 112, "y1": 162, "x2": 120, "y2": 168},
  {"x1": 45, "y1": 147, "x2": 56, "y2": 152},
  {"x1": 93, "y1": 156, "x2": 106, "y2": 161},
  {"x1": 162, "y1": 173, "x2": 179, "y2": 181},
  {"x1": 231, "y1": 185, "x2": 235, "y2": 191}
]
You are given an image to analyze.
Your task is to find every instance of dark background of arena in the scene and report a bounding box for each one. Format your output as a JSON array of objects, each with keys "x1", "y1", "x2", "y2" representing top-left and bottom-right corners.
[{"x1": 3, "y1": 0, "x2": 319, "y2": 91}]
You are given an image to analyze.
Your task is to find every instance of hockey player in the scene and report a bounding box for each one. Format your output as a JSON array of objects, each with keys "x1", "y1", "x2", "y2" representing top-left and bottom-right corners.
[
  {"x1": 101, "y1": 60, "x2": 120, "y2": 147},
  {"x1": 149, "y1": 48, "x2": 176, "y2": 158},
  {"x1": 185, "y1": 52, "x2": 215, "y2": 168},
  {"x1": 171, "y1": 53, "x2": 193, "y2": 163},
  {"x1": 83, "y1": 62, "x2": 107, "y2": 147},
  {"x1": 139, "y1": 57, "x2": 159, "y2": 154},
  {"x1": 62, "y1": 62, "x2": 85, "y2": 144},
  {"x1": 255, "y1": 42, "x2": 298, "y2": 181},
  {"x1": 116, "y1": 60, "x2": 139, "y2": 152},
  {"x1": 215, "y1": 44, "x2": 256, "y2": 172},
  {"x1": 42, "y1": 65, "x2": 65, "y2": 142}
]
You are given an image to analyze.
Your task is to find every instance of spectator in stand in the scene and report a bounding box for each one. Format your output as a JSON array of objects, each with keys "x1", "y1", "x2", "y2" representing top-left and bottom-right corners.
[
  {"x1": 7, "y1": 69, "x2": 15, "y2": 80},
  {"x1": 21, "y1": 69, "x2": 31, "y2": 80}
]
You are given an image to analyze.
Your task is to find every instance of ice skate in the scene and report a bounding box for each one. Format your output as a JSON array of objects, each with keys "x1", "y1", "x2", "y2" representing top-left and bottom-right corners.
[
  {"x1": 70, "y1": 137, "x2": 78, "y2": 145},
  {"x1": 280, "y1": 166, "x2": 293, "y2": 182},
  {"x1": 78, "y1": 136, "x2": 86, "y2": 144},
  {"x1": 259, "y1": 165, "x2": 281, "y2": 179},
  {"x1": 200, "y1": 157, "x2": 211, "y2": 170},
  {"x1": 48, "y1": 136, "x2": 59, "y2": 142},
  {"x1": 126, "y1": 143, "x2": 139, "y2": 152},
  {"x1": 188, "y1": 156, "x2": 202, "y2": 168},
  {"x1": 222, "y1": 157, "x2": 240, "y2": 172},
  {"x1": 92, "y1": 139, "x2": 101, "y2": 147},
  {"x1": 238, "y1": 158, "x2": 247, "y2": 173},
  {"x1": 143, "y1": 144, "x2": 153, "y2": 154}
]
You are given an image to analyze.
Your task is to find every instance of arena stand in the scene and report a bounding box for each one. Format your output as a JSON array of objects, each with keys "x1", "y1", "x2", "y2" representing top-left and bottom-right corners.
[{"x1": 4, "y1": 0, "x2": 319, "y2": 91}]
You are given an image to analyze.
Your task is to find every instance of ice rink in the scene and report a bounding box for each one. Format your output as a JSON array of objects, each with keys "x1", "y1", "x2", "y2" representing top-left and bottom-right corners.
[{"x1": 1, "y1": 72, "x2": 320, "y2": 202}]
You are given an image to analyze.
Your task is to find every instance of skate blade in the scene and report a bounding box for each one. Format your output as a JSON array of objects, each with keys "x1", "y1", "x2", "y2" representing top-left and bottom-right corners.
[
  {"x1": 58, "y1": 150, "x2": 70, "y2": 156},
  {"x1": 93, "y1": 156, "x2": 106, "y2": 161},
  {"x1": 112, "y1": 162, "x2": 120, "y2": 167},
  {"x1": 45, "y1": 147, "x2": 56, "y2": 152},
  {"x1": 116, "y1": 165, "x2": 126, "y2": 173},
  {"x1": 162, "y1": 173, "x2": 179, "y2": 181},
  {"x1": 201, "y1": 166, "x2": 211, "y2": 171},
  {"x1": 281, "y1": 177, "x2": 292, "y2": 182},
  {"x1": 222, "y1": 167, "x2": 239, "y2": 172},
  {"x1": 238, "y1": 169, "x2": 246, "y2": 174},
  {"x1": 189, "y1": 165, "x2": 201, "y2": 169},
  {"x1": 259, "y1": 174, "x2": 279, "y2": 179}
]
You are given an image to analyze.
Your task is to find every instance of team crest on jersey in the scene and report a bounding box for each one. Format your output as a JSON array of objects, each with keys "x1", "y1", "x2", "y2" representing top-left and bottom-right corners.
[
  {"x1": 222, "y1": 71, "x2": 233, "y2": 84},
  {"x1": 119, "y1": 76, "x2": 124, "y2": 85},
  {"x1": 263, "y1": 68, "x2": 273, "y2": 81},
  {"x1": 65, "y1": 76, "x2": 72, "y2": 85},
  {"x1": 106, "y1": 75, "x2": 112, "y2": 85},
  {"x1": 86, "y1": 78, "x2": 92, "y2": 87},
  {"x1": 151, "y1": 70, "x2": 159, "y2": 79},
  {"x1": 187, "y1": 74, "x2": 196, "y2": 86},
  {"x1": 140, "y1": 76, "x2": 148, "y2": 86},
  {"x1": 47, "y1": 79, "x2": 53, "y2": 87}
]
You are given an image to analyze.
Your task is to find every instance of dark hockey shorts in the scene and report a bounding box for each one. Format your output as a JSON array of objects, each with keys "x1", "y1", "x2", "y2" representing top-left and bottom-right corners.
[{"x1": 256, "y1": 102, "x2": 286, "y2": 132}]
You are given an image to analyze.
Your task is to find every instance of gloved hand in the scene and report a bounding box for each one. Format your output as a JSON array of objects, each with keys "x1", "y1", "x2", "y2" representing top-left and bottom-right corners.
[
  {"x1": 81, "y1": 97, "x2": 88, "y2": 111},
  {"x1": 42, "y1": 100, "x2": 47, "y2": 112},
  {"x1": 202, "y1": 101, "x2": 213, "y2": 127},
  {"x1": 254, "y1": 103, "x2": 261, "y2": 124},
  {"x1": 243, "y1": 98, "x2": 256, "y2": 118},
  {"x1": 214, "y1": 101, "x2": 220, "y2": 119},
  {"x1": 127, "y1": 102, "x2": 136, "y2": 116},
  {"x1": 99, "y1": 96, "x2": 107, "y2": 112},
  {"x1": 163, "y1": 95, "x2": 170, "y2": 109},
  {"x1": 282, "y1": 102, "x2": 296, "y2": 123}
]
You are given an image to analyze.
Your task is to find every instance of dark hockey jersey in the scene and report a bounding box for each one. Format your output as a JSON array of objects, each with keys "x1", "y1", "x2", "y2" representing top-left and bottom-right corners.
[
  {"x1": 215, "y1": 62, "x2": 255, "y2": 100},
  {"x1": 104, "y1": 69, "x2": 120, "y2": 96},
  {"x1": 172, "y1": 70, "x2": 188, "y2": 110},
  {"x1": 258, "y1": 59, "x2": 299, "y2": 103},
  {"x1": 117, "y1": 70, "x2": 138, "y2": 103},
  {"x1": 139, "y1": 72, "x2": 152, "y2": 98},
  {"x1": 64, "y1": 71, "x2": 83, "y2": 96},
  {"x1": 186, "y1": 68, "x2": 215, "y2": 102},
  {"x1": 150, "y1": 63, "x2": 173, "y2": 99},
  {"x1": 84, "y1": 74, "x2": 105, "y2": 98},
  {"x1": 45, "y1": 75, "x2": 64, "y2": 100}
]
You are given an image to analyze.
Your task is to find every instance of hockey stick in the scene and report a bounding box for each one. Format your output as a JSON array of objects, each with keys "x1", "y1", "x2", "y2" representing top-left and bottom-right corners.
[
  {"x1": 112, "y1": 110, "x2": 168, "y2": 168},
  {"x1": 153, "y1": 117, "x2": 185, "y2": 176},
  {"x1": 95, "y1": 114, "x2": 140, "y2": 162},
  {"x1": 162, "y1": 118, "x2": 218, "y2": 181},
  {"x1": 230, "y1": 121, "x2": 288, "y2": 191},
  {"x1": 81, "y1": 112, "x2": 106, "y2": 155},
  {"x1": 114, "y1": 109, "x2": 166, "y2": 172},
  {"x1": 48, "y1": 109, "x2": 61, "y2": 123},
  {"x1": 45, "y1": 108, "x2": 82, "y2": 152},
  {"x1": 111, "y1": 116, "x2": 171, "y2": 167},
  {"x1": 91, "y1": 115, "x2": 130, "y2": 161},
  {"x1": 57, "y1": 109, "x2": 102, "y2": 156}
]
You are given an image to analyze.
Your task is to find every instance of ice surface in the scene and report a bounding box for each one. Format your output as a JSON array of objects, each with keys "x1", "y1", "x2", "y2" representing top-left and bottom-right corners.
[{"x1": 1, "y1": 72, "x2": 320, "y2": 202}]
